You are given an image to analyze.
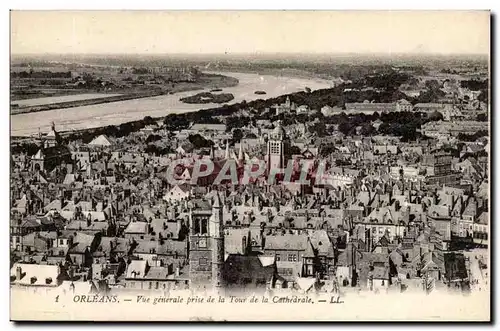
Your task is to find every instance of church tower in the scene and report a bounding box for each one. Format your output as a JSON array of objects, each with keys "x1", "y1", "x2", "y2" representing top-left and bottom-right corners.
[
  {"x1": 188, "y1": 191, "x2": 225, "y2": 291},
  {"x1": 267, "y1": 121, "x2": 289, "y2": 174},
  {"x1": 210, "y1": 192, "x2": 225, "y2": 290},
  {"x1": 45, "y1": 121, "x2": 61, "y2": 148},
  {"x1": 31, "y1": 149, "x2": 45, "y2": 173}
]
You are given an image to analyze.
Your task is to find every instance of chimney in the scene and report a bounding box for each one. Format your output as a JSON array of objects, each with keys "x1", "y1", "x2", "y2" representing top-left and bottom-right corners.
[
  {"x1": 367, "y1": 228, "x2": 373, "y2": 252},
  {"x1": 242, "y1": 236, "x2": 247, "y2": 255},
  {"x1": 346, "y1": 241, "x2": 353, "y2": 266},
  {"x1": 177, "y1": 219, "x2": 182, "y2": 237},
  {"x1": 73, "y1": 193, "x2": 80, "y2": 205}
]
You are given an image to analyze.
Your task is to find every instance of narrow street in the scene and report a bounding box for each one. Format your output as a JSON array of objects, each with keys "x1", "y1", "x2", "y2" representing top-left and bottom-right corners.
[{"x1": 464, "y1": 249, "x2": 489, "y2": 293}]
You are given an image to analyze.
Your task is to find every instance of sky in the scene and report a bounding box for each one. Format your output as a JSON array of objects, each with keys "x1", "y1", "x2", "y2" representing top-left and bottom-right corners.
[{"x1": 10, "y1": 11, "x2": 490, "y2": 55}]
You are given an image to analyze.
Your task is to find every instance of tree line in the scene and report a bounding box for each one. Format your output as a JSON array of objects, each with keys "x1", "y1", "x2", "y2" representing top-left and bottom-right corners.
[{"x1": 12, "y1": 70, "x2": 72, "y2": 79}]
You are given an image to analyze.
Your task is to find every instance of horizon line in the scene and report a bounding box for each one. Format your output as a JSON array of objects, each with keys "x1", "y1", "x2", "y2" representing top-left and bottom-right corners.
[{"x1": 11, "y1": 51, "x2": 490, "y2": 57}]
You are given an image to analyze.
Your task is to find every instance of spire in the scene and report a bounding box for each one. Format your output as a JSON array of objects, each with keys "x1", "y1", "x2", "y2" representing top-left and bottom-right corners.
[
  {"x1": 213, "y1": 190, "x2": 222, "y2": 209},
  {"x1": 210, "y1": 144, "x2": 215, "y2": 160},
  {"x1": 34, "y1": 149, "x2": 44, "y2": 160},
  {"x1": 238, "y1": 142, "x2": 244, "y2": 162},
  {"x1": 224, "y1": 140, "x2": 229, "y2": 159}
]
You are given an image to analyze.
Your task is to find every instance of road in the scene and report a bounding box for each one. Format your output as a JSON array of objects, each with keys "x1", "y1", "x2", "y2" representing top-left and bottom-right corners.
[{"x1": 463, "y1": 249, "x2": 488, "y2": 293}]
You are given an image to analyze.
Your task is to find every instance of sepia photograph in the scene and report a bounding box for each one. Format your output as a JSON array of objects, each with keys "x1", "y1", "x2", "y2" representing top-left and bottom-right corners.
[{"x1": 8, "y1": 10, "x2": 491, "y2": 322}]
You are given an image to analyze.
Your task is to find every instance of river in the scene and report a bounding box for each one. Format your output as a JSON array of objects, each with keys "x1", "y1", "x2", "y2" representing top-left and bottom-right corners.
[{"x1": 10, "y1": 71, "x2": 332, "y2": 137}]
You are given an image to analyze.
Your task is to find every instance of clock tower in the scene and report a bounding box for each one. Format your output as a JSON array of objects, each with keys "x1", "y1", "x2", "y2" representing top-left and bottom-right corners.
[
  {"x1": 267, "y1": 121, "x2": 289, "y2": 174},
  {"x1": 188, "y1": 191, "x2": 225, "y2": 291}
]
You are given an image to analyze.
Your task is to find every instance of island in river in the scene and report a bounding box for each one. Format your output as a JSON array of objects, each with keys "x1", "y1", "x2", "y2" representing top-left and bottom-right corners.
[
  {"x1": 180, "y1": 92, "x2": 234, "y2": 104},
  {"x1": 11, "y1": 71, "x2": 331, "y2": 137},
  {"x1": 10, "y1": 72, "x2": 239, "y2": 115}
]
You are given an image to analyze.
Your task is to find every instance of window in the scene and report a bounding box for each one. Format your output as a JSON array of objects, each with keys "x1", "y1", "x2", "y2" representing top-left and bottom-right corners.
[
  {"x1": 149, "y1": 282, "x2": 152, "y2": 289},
  {"x1": 59, "y1": 239, "x2": 64, "y2": 245},
  {"x1": 276, "y1": 254, "x2": 281, "y2": 261},
  {"x1": 155, "y1": 282, "x2": 159, "y2": 289},
  {"x1": 270, "y1": 142, "x2": 281, "y2": 154},
  {"x1": 201, "y1": 219, "x2": 208, "y2": 234},
  {"x1": 199, "y1": 258, "x2": 208, "y2": 266},
  {"x1": 288, "y1": 254, "x2": 297, "y2": 262}
]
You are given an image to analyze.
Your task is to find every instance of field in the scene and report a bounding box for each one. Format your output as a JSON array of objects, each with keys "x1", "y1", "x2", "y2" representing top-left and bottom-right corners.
[
  {"x1": 10, "y1": 61, "x2": 239, "y2": 115},
  {"x1": 11, "y1": 93, "x2": 123, "y2": 107}
]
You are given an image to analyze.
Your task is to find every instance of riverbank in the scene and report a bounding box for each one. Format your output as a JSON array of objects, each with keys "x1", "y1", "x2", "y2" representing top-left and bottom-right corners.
[
  {"x1": 11, "y1": 92, "x2": 161, "y2": 115},
  {"x1": 10, "y1": 73, "x2": 239, "y2": 115},
  {"x1": 11, "y1": 71, "x2": 331, "y2": 137},
  {"x1": 205, "y1": 67, "x2": 336, "y2": 83}
]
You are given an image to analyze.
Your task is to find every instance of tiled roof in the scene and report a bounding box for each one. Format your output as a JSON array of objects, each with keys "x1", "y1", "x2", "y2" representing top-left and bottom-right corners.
[
  {"x1": 126, "y1": 260, "x2": 148, "y2": 278},
  {"x1": 264, "y1": 233, "x2": 308, "y2": 251},
  {"x1": 124, "y1": 221, "x2": 149, "y2": 234}
]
